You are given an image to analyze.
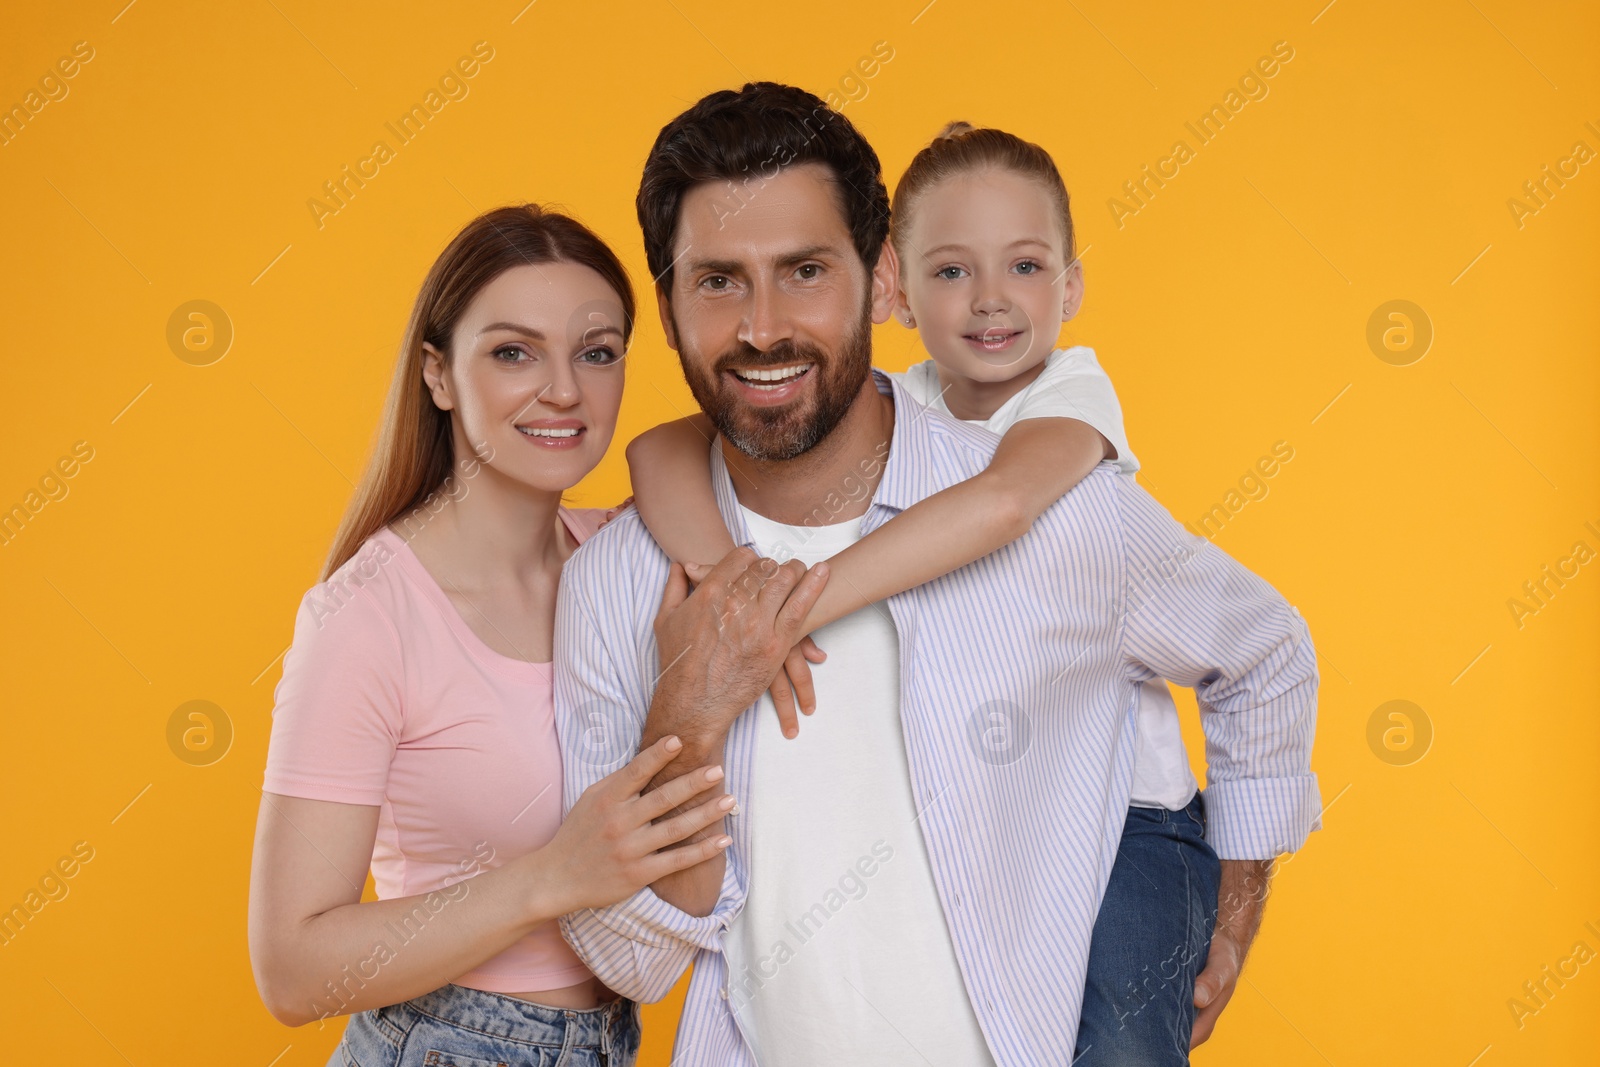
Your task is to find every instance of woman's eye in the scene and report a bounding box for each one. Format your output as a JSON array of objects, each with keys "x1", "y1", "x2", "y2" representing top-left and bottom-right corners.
[
  {"x1": 492, "y1": 345, "x2": 528, "y2": 363},
  {"x1": 578, "y1": 346, "x2": 620, "y2": 366},
  {"x1": 935, "y1": 266, "x2": 967, "y2": 281}
]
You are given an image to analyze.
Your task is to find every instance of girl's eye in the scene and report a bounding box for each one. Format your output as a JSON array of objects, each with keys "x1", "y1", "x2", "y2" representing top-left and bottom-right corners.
[
  {"x1": 578, "y1": 346, "x2": 620, "y2": 366},
  {"x1": 1015, "y1": 260, "x2": 1041, "y2": 275},
  {"x1": 936, "y1": 265, "x2": 967, "y2": 281}
]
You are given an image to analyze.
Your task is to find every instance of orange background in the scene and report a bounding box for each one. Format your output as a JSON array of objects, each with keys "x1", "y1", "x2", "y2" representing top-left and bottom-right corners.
[{"x1": 2, "y1": 1, "x2": 1597, "y2": 1063}]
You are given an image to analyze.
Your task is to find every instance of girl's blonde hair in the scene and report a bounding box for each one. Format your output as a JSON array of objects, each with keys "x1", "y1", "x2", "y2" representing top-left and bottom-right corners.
[{"x1": 890, "y1": 121, "x2": 1076, "y2": 268}]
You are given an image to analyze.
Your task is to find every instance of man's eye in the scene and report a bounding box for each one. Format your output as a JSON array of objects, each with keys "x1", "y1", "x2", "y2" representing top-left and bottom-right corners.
[
  {"x1": 796, "y1": 264, "x2": 820, "y2": 280},
  {"x1": 703, "y1": 275, "x2": 730, "y2": 291}
]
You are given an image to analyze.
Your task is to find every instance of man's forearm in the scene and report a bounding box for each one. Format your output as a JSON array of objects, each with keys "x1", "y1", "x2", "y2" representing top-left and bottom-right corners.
[
  {"x1": 638, "y1": 702, "x2": 732, "y2": 918},
  {"x1": 1215, "y1": 858, "x2": 1272, "y2": 946}
]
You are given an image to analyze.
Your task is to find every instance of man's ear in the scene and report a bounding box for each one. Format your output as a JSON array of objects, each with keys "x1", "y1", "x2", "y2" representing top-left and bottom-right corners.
[
  {"x1": 1061, "y1": 259, "x2": 1086, "y2": 322},
  {"x1": 421, "y1": 342, "x2": 455, "y2": 411},
  {"x1": 655, "y1": 284, "x2": 680, "y2": 351},
  {"x1": 869, "y1": 239, "x2": 900, "y2": 326}
]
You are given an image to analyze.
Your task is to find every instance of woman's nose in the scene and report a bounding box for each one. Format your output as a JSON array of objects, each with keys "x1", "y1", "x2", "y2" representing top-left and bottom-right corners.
[{"x1": 533, "y1": 358, "x2": 581, "y2": 409}]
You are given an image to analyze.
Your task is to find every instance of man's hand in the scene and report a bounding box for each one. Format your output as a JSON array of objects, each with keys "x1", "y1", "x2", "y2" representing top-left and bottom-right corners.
[
  {"x1": 646, "y1": 546, "x2": 830, "y2": 759},
  {"x1": 1191, "y1": 858, "x2": 1273, "y2": 1048},
  {"x1": 636, "y1": 547, "x2": 829, "y2": 918}
]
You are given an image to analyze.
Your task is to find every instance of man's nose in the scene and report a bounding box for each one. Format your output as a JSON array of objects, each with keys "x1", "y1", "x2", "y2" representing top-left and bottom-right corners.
[{"x1": 738, "y1": 280, "x2": 795, "y2": 353}]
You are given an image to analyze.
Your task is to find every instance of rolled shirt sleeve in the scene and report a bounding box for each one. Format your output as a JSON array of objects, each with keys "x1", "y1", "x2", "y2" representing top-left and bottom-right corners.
[
  {"x1": 552, "y1": 539, "x2": 742, "y2": 1002},
  {"x1": 1112, "y1": 474, "x2": 1321, "y2": 860}
]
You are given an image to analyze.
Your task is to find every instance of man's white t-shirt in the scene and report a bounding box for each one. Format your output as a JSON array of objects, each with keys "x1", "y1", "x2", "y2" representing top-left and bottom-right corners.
[
  {"x1": 724, "y1": 505, "x2": 997, "y2": 1067},
  {"x1": 893, "y1": 345, "x2": 1198, "y2": 809}
]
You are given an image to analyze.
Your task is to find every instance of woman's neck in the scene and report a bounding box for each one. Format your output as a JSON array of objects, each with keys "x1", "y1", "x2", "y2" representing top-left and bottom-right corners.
[{"x1": 398, "y1": 465, "x2": 574, "y2": 587}]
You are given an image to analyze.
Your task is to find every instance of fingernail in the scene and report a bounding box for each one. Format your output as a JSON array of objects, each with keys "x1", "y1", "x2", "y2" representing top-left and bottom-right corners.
[
  {"x1": 706, "y1": 766, "x2": 724, "y2": 782},
  {"x1": 783, "y1": 727, "x2": 797, "y2": 739},
  {"x1": 716, "y1": 835, "x2": 733, "y2": 848},
  {"x1": 813, "y1": 562, "x2": 829, "y2": 577},
  {"x1": 718, "y1": 795, "x2": 736, "y2": 811},
  {"x1": 664, "y1": 735, "x2": 682, "y2": 751}
]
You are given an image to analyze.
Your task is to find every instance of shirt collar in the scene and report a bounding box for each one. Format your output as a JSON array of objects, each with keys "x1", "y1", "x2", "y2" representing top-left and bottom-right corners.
[{"x1": 708, "y1": 368, "x2": 967, "y2": 545}]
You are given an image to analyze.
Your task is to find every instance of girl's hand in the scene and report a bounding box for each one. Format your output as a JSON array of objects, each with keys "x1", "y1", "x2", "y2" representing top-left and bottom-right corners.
[
  {"x1": 600, "y1": 496, "x2": 636, "y2": 527},
  {"x1": 767, "y1": 637, "x2": 827, "y2": 740},
  {"x1": 538, "y1": 735, "x2": 733, "y2": 914}
]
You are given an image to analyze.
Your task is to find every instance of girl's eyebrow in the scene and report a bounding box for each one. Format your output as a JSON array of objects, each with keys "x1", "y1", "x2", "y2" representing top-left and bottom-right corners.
[{"x1": 923, "y1": 236, "x2": 1056, "y2": 257}]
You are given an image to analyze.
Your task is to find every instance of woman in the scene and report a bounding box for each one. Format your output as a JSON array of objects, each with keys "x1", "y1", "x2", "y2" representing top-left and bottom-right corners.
[{"x1": 246, "y1": 205, "x2": 737, "y2": 1066}]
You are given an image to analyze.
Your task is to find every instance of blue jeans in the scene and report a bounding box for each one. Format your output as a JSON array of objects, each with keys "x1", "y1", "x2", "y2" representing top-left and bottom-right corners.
[
  {"x1": 331, "y1": 983, "x2": 641, "y2": 1067},
  {"x1": 1073, "y1": 793, "x2": 1222, "y2": 1066}
]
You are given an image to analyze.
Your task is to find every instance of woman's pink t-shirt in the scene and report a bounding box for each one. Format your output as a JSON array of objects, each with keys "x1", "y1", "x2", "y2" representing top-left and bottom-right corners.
[{"x1": 263, "y1": 507, "x2": 610, "y2": 994}]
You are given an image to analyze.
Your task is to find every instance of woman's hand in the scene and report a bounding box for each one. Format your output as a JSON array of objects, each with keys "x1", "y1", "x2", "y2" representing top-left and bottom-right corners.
[
  {"x1": 680, "y1": 558, "x2": 828, "y2": 739},
  {"x1": 537, "y1": 735, "x2": 733, "y2": 915}
]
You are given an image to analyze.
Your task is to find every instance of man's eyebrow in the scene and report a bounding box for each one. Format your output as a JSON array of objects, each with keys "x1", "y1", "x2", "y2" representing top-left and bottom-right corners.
[
  {"x1": 681, "y1": 244, "x2": 846, "y2": 277},
  {"x1": 477, "y1": 322, "x2": 546, "y2": 339},
  {"x1": 776, "y1": 244, "x2": 842, "y2": 267}
]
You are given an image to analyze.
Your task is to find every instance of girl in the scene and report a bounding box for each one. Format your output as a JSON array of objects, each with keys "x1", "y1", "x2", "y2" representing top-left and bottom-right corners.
[
  {"x1": 247, "y1": 205, "x2": 760, "y2": 1067},
  {"x1": 625, "y1": 122, "x2": 1220, "y2": 1063}
]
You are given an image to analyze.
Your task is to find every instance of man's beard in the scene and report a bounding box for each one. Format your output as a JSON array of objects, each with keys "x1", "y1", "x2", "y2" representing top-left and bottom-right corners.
[{"x1": 676, "y1": 305, "x2": 873, "y2": 463}]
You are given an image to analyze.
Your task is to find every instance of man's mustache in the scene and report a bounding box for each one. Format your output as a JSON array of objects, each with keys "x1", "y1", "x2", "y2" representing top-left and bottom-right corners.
[{"x1": 714, "y1": 340, "x2": 827, "y2": 375}]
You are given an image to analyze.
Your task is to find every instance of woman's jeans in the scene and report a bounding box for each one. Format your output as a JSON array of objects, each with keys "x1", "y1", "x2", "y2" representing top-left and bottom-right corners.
[
  {"x1": 331, "y1": 983, "x2": 641, "y2": 1067},
  {"x1": 1073, "y1": 792, "x2": 1223, "y2": 1066}
]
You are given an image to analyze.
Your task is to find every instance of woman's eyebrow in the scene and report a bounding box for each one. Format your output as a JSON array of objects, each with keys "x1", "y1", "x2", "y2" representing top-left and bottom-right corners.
[{"x1": 477, "y1": 322, "x2": 546, "y2": 339}]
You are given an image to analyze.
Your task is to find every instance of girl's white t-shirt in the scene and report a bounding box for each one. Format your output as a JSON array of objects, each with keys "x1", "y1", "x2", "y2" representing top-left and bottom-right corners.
[{"x1": 891, "y1": 346, "x2": 1198, "y2": 810}]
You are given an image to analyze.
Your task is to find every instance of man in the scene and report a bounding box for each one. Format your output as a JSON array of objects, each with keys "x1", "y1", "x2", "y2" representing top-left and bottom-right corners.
[{"x1": 554, "y1": 82, "x2": 1320, "y2": 1066}]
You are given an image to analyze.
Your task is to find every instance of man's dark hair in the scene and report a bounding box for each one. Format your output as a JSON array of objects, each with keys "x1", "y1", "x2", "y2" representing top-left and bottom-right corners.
[{"x1": 636, "y1": 82, "x2": 890, "y2": 290}]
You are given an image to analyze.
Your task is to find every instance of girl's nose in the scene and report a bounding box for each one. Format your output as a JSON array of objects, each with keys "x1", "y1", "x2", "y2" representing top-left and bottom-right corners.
[{"x1": 974, "y1": 288, "x2": 1010, "y2": 316}]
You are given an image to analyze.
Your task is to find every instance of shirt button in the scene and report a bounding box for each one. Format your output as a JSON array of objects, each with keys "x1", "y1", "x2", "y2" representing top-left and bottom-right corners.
[{"x1": 720, "y1": 987, "x2": 729, "y2": 1000}]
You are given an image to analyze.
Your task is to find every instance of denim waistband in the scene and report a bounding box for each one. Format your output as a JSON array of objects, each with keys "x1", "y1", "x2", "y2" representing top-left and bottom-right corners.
[{"x1": 403, "y1": 983, "x2": 631, "y2": 1052}]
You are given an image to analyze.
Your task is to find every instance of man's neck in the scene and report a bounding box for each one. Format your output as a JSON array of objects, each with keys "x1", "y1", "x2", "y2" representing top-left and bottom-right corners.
[{"x1": 720, "y1": 375, "x2": 895, "y2": 526}]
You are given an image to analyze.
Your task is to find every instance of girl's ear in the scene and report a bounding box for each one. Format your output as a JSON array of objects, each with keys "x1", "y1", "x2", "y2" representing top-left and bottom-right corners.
[
  {"x1": 421, "y1": 342, "x2": 456, "y2": 411},
  {"x1": 893, "y1": 286, "x2": 916, "y2": 329},
  {"x1": 869, "y1": 239, "x2": 901, "y2": 326},
  {"x1": 1061, "y1": 259, "x2": 1086, "y2": 322}
]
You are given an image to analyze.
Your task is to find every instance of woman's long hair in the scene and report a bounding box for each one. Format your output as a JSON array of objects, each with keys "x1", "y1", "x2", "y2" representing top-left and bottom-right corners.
[{"x1": 320, "y1": 204, "x2": 636, "y2": 580}]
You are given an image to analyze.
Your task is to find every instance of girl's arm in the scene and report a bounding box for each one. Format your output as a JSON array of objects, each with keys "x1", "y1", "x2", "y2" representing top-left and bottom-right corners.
[
  {"x1": 247, "y1": 737, "x2": 730, "y2": 1026},
  {"x1": 625, "y1": 414, "x2": 735, "y2": 567},
  {"x1": 789, "y1": 416, "x2": 1113, "y2": 632}
]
